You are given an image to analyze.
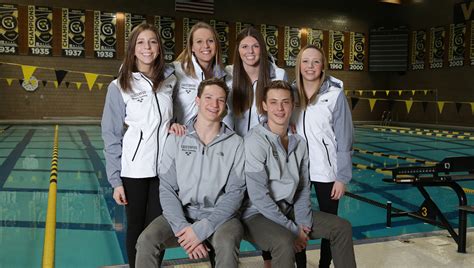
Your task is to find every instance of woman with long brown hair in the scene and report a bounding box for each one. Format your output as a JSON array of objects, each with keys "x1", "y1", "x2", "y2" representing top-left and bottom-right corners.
[{"x1": 101, "y1": 23, "x2": 176, "y2": 267}]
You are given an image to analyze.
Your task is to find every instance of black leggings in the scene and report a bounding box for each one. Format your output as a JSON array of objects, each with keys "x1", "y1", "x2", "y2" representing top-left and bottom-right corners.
[
  {"x1": 122, "y1": 177, "x2": 163, "y2": 268},
  {"x1": 261, "y1": 181, "x2": 339, "y2": 268}
]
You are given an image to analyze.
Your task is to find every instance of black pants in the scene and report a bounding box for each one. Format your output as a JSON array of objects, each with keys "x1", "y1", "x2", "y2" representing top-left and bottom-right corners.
[
  {"x1": 261, "y1": 181, "x2": 339, "y2": 268},
  {"x1": 122, "y1": 177, "x2": 163, "y2": 268}
]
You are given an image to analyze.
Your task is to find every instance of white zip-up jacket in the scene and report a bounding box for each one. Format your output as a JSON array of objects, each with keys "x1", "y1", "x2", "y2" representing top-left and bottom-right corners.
[
  {"x1": 172, "y1": 56, "x2": 227, "y2": 124},
  {"x1": 223, "y1": 58, "x2": 287, "y2": 136},
  {"x1": 242, "y1": 123, "x2": 313, "y2": 236},
  {"x1": 294, "y1": 75, "x2": 354, "y2": 184},
  {"x1": 102, "y1": 67, "x2": 176, "y2": 188},
  {"x1": 159, "y1": 118, "x2": 246, "y2": 242}
]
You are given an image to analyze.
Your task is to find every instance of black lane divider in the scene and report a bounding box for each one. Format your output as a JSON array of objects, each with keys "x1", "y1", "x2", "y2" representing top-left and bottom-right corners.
[
  {"x1": 0, "y1": 129, "x2": 35, "y2": 188},
  {"x1": 78, "y1": 129, "x2": 127, "y2": 261}
]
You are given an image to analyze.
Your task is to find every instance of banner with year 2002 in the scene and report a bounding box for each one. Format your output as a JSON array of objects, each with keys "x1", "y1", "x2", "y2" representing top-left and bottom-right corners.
[
  {"x1": 0, "y1": 3, "x2": 18, "y2": 55},
  {"x1": 61, "y1": 8, "x2": 85, "y2": 57},
  {"x1": 28, "y1": 5, "x2": 53, "y2": 56},
  {"x1": 155, "y1": 16, "x2": 175, "y2": 62},
  {"x1": 93, "y1": 11, "x2": 116, "y2": 59}
]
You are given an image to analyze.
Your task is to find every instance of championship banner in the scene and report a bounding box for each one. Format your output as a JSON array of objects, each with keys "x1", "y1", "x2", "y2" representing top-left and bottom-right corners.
[
  {"x1": 93, "y1": 11, "x2": 116, "y2": 59},
  {"x1": 307, "y1": 29, "x2": 323, "y2": 49},
  {"x1": 448, "y1": 23, "x2": 465, "y2": 67},
  {"x1": 349, "y1": 32, "x2": 365, "y2": 71},
  {"x1": 210, "y1": 20, "x2": 229, "y2": 64},
  {"x1": 284, "y1": 26, "x2": 301, "y2": 67},
  {"x1": 28, "y1": 5, "x2": 53, "y2": 56},
  {"x1": 235, "y1": 22, "x2": 253, "y2": 36},
  {"x1": 125, "y1": 13, "x2": 146, "y2": 50},
  {"x1": 429, "y1": 26, "x2": 445, "y2": 69},
  {"x1": 328, "y1": 30, "x2": 344, "y2": 70},
  {"x1": 261, "y1": 24, "x2": 278, "y2": 64},
  {"x1": 61, "y1": 8, "x2": 85, "y2": 57},
  {"x1": 183, "y1": 17, "x2": 200, "y2": 49},
  {"x1": 411, "y1": 30, "x2": 426, "y2": 70},
  {"x1": 154, "y1": 16, "x2": 175, "y2": 62},
  {"x1": 471, "y1": 20, "x2": 474, "y2": 66},
  {"x1": 0, "y1": 4, "x2": 18, "y2": 55}
]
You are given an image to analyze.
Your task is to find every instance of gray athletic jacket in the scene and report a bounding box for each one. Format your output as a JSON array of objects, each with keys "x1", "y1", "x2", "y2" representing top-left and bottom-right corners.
[
  {"x1": 159, "y1": 118, "x2": 246, "y2": 242},
  {"x1": 242, "y1": 123, "x2": 313, "y2": 236}
]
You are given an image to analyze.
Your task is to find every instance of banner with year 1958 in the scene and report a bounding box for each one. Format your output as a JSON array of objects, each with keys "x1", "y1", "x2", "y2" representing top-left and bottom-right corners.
[
  {"x1": 0, "y1": 3, "x2": 18, "y2": 55},
  {"x1": 155, "y1": 16, "x2": 175, "y2": 62},
  {"x1": 61, "y1": 8, "x2": 85, "y2": 57},
  {"x1": 28, "y1": 5, "x2": 53, "y2": 56},
  {"x1": 93, "y1": 11, "x2": 116, "y2": 59},
  {"x1": 329, "y1": 30, "x2": 344, "y2": 70}
]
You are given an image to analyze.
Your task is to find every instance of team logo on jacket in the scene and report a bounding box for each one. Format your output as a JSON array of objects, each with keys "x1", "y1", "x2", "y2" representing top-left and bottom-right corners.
[
  {"x1": 131, "y1": 91, "x2": 147, "y2": 102},
  {"x1": 181, "y1": 83, "x2": 195, "y2": 94},
  {"x1": 270, "y1": 142, "x2": 279, "y2": 161},
  {"x1": 181, "y1": 144, "x2": 197, "y2": 156}
]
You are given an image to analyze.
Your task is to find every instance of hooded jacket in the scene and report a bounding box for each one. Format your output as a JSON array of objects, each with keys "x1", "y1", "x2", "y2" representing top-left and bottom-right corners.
[
  {"x1": 242, "y1": 123, "x2": 313, "y2": 236},
  {"x1": 172, "y1": 55, "x2": 227, "y2": 124},
  {"x1": 159, "y1": 118, "x2": 246, "y2": 242},
  {"x1": 223, "y1": 57, "x2": 288, "y2": 136},
  {"x1": 293, "y1": 75, "x2": 354, "y2": 184},
  {"x1": 101, "y1": 67, "x2": 176, "y2": 188}
]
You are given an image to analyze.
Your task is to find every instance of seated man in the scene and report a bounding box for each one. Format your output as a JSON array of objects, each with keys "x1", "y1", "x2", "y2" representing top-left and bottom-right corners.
[
  {"x1": 241, "y1": 80, "x2": 356, "y2": 268},
  {"x1": 135, "y1": 78, "x2": 246, "y2": 268}
]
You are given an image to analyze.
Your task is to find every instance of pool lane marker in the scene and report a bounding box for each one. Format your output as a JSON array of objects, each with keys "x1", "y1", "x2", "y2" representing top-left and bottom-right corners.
[
  {"x1": 372, "y1": 127, "x2": 474, "y2": 140},
  {"x1": 354, "y1": 148, "x2": 438, "y2": 166},
  {"x1": 42, "y1": 125, "x2": 59, "y2": 268}
]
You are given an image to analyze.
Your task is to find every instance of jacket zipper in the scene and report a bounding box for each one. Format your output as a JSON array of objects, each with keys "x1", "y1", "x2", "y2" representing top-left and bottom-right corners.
[
  {"x1": 131, "y1": 130, "x2": 143, "y2": 161},
  {"x1": 247, "y1": 80, "x2": 259, "y2": 132},
  {"x1": 322, "y1": 138, "x2": 332, "y2": 167}
]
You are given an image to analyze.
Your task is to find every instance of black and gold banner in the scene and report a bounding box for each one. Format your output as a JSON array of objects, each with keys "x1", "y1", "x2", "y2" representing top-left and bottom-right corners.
[
  {"x1": 210, "y1": 20, "x2": 229, "y2": 64},
  {"x1": 61, "y1": 8, "x2": 85, "y2": 57},
  {"x1": 429, "y1": 26, "x2": 445, "y2": 69},
  {"x1": 235, "y1": 22, "x2": 253, "y2": 36},
  {"x1": 28, "y1": 5, "x2": 53, "y2": 56},
  {"x1": 411, "y1": 30, "x2": 426, "y2": 70},
  {"x1": 349, "y1": 32, "x2": 365, "y2": 71},
  {"x1": 155, "y1": 16, "x2": 175, "y2": 62},
  {"x1": 124, "y1": 13, "x2": 146, "y2": 50},
  {"x1": 284, "y1": 26, "x2": 301, "y2": 67},
  {"x1": 448, "y1": 23, "x2": 465, "y2": 67},
  {"x1": 471, "y1": 20, "x2": 474, "y2": 66},
  {"x1": 0, "y1": 4, "x2": 18, "y2": 55},
  {"x1": 93, "y1": 11, "x2": 116, "y2": 59},
  {"x1": 183, "y1": 17, "x2": 200, "y2": 49},
  {"x1": 328, "y1": 30, "x2": 344, "y2": 70},
  {"x1": 261, "y1": 24, "x2": 278, "y2": 64},
  {"x1": 307, "y1": 29, "x2": 323, "y2": 49}
]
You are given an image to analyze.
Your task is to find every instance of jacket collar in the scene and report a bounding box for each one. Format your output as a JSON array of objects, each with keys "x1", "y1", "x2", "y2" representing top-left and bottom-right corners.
[
  {"x1": 185, "y1": 116, "x2": 235, "y2": 145},
  {"x1": 259, "y1": 122, "x2": 300, "y2": 154},
  {"x1": 319, "y1": 75, "x2": 342, "y2": 95},
  {"x1": 191, "y1": 54, "x2": 226, "y2": 80},
  {"x1": 131, "y1": 64, "x2": 175, "y2": 80}
]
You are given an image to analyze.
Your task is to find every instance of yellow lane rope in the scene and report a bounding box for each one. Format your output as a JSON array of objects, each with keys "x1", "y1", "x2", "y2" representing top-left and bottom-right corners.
[
  {"x1": 372, "y1": 127, "x2": 474, "y2": 140},
  {"x1": 42, "y1": 125, "x2": 59, "y2": 268},
  {"x1": 354, "y1": 147, "x2": 438, "y2": 166}
]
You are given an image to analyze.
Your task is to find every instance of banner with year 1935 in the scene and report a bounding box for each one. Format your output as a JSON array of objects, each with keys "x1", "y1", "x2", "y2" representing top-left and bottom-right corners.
[
  {"x1": 93, "y1": 11, "x2": 116, "y2": 59},
  {"x1": 61, "y1": 8, "x2": 85, "y2": 57},
  {"x1": 0, "y1": 3, "x2": 19, "y2": 55},
  {"x1": 28, "y1": 5, "x2": 53, "y2": 56}
]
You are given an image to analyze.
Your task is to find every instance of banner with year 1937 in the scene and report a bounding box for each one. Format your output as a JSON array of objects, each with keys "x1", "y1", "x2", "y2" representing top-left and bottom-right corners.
[
  {"x1": 93, "y1": 11, "x2": 116, "y2": 59},
  {"x1": 0, "y1": 3, "x2": 19, "y2": 55},
  {"x1": 28, "y1": 5, "x2": 53, "y2": 56},
  {"x1": 61, "y1": 8, "x2": 85, "y2": 57}
]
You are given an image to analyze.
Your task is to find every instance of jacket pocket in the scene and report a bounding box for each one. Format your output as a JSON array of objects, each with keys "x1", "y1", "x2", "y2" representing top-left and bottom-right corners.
[
  {"x1": 322, "y1": 138, "x2": 332, "y2": 167},
  {"x1": 131, "y1": 130, "x2": 143, "y2": 161}
]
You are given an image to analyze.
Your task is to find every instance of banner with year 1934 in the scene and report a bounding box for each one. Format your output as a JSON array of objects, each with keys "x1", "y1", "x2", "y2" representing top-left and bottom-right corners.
[{"x1": 0, "y1": 3, "x2": 19, "y2": 55}]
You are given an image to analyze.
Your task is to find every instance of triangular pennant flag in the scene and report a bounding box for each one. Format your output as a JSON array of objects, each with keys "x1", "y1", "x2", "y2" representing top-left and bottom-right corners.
[
  {"x1": 372, "y1": 90, "x2": 376, "y2": 96},
  {"x1": 471, "y1": 103, "x2": 474, "y2": 115},
  {"x1": 437, "y1": 101, "x2": 445, "y2": 114},
  {"x1": 387, "y1": 100, "x2": 395, "y2": 111},
  {"x1": 368, "y1": 98, "x2": 377, "y2": 112},
  {"x1": 21, "y1": 65, "x2": 36, "y2": 81},
  {"x1": 351, "y1": 97, "x2": 359, "y2": 110},
  {"x1": 455, "y1": 103, "x2": 462, "y2": 113},
  {"x1": 53, "y1": 81, "x2": 58, "y2": 88},
  {"x1": 113, "y1": 76, "x2": 118, "y2": 80},
  {"x1": 344, "y1": 90, "x2": 348, "y2": 96},
  {"x1": 398, "y1": 90, "x2": 403, "y2": 96},
  {"x1": 405, "y1": 99, "x2": 414, "y2": 114},
  {"x1": 41, "y1": 80, "x2": 47, "y2": 87},
  {"x1": 19, "y1": 79, "x2": 23, "y2": 85},
  {"x1": 84, "y1": 73, "x2": 99, "y2": 90},
  {"x1": 97, "y1": 83, "x2": 103, "y2": 90},
  {"x1": 385, "y1": 90, "x2": 390, "y2": 96},
  {"x1": 55, "y1": 70, "x2": 68, "y2": 86},
  {"x1": 358, "y1": 90, "x2": 363, "y2": 96},
  {"x1": 411, "y1": 90, "x2": 415, "y2": 96},
  {"x1": 422, "y1": 101, "x2": 428, "y2": 112},
  {"x1": 75, "y1": 82, "x2": 82, "y2": 90},
  {"x1": 65, "y1": 82, "x2": 70, "y2": 88},
  {"x1": 423, "y1": 90, "x2": 428, "y2": 95},
  {"x1": 6, "y1": 78, "x2": 13, "y2": 86}
]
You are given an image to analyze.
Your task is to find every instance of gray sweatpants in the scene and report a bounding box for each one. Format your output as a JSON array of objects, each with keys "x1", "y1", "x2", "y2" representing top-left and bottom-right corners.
[
  {"x1": 135, "y1": 215, "x2": 243, "y2": 268},
  {"x1": 243, "y1": 211, "x2": 356, "y2": 268}
]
